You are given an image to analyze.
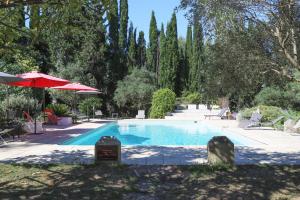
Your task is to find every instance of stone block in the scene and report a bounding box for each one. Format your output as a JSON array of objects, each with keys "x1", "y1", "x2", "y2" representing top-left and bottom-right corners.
[
  {"x1": 95, "y1": 136, "x2": 121, "y2": 164},
  {"x1": 207, "y1": 136, "x2": 234, "y2": 165}
]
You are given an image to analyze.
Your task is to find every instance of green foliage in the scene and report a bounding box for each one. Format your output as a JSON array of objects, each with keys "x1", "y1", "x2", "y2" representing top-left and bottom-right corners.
[
  {"x1": 159, "y1": 24, "x2": 166, "y2": 87},
  {"x1": 1, "y1": 94, "x2": 38, "y2": 118},
  {"x1": 150, "y1": 88, "x2": 176, "y2": 119},
  {"x1": 137, "y1": 31, "x2": 147, "y2": 67},
  {"x1": 255, "y1": 83, "x2": 300, "y2": 111},
  {"x1": 47, "y1": 104, "x2": 70, "y2": 117},
  {"x1": 119, "y1": 0, "x2": 128, "y2": 51},
  {"x1": 189, "y1": 15, "x2": 205, "y2": 92},
  {"x1": 0, "y1": 103, "x2": 6, "y2": 123},
  {"x1": 128, "y1": 23, "x2": 137, "y2": 72},
  {"x1": 159, "y1": 13, "x2": 179, "y2": 91},
  {"x1": 114, "y1": 69, "x2": 156, "y2": 115},
  {"x1": 240, "y1": 105, "x2": 284, "y2": 122},
  {"x1": 254, "y1": 87, "x2": 286, "y2": 108},
  {"x1": 184, "y1": 93, "x2": 203, "y2": 104},
  {"x1": 147, "y1": 11, "x2": 158, "y2": 72},
  {"x1": 48, "y1": 90, "x2": 74, "y2": 107},
  {"x1": 79, "y1": 97, "x2": 102, "y2": 116}
]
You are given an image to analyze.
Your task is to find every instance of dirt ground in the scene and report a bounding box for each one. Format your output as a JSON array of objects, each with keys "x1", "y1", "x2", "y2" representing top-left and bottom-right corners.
[{"x1": 0, "y1": 164, "x2": 300, "y2": 200}]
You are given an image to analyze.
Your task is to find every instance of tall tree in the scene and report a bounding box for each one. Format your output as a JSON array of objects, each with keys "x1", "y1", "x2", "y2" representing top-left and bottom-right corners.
[
  {"x1": 162, "y1": 12, "x2": 179, "y2": 91},
  {"x1": 107, "y1": 0, "x2": 120, "y2": 83},
  {"x1": 137, "y1": 31, "x2": 147, "y2": 68},
  {"x1": 189, "y1": 15, "x2": 205, "y2": 92},
  {"x1": 185, "y1": 25, "x2": 193, "y2": 90},
  {"x1": 118, "y1": 0, "x2": 128, "y2": 76},
  {"x1": 147, "y1": 11, "x2": 159, "y2": 73},
  {"x1": 119, "y1": 0, "x2": 128, "y2": 51},
  {"x1": 158, "y1": 23, "x2": 166, "y2": 87},
  {"x1": 128, "y1": 25, "x2": 137, "y2": 72}
]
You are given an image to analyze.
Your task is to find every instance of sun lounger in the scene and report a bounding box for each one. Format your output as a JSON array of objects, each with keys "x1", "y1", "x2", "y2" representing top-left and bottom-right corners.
[
  {"x1": 245, "y1": 113, "x2": 284, "y2": 129},
  {"x1": 246, "y1": 112, "x2": 263, "y2": 128},
  {"x1": 0, "y1": 125, "x2": 22, "y2": 144},
  {"x1": 204, "y1": 107, "x2": 228, "y2": 119},
  {"x1": 23, "y1": 111, "x2": 44, "y2": 133},
  {"x1": 136, "y1": 110, "x2": 145, "y2": 119}
]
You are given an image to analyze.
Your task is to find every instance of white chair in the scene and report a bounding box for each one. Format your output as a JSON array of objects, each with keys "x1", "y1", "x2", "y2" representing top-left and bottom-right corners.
[
  {"x1": 23, "y1": 122, "x2": 44, "y2": 134},
  {"x1": 95, "y1": 110, "x2": 103, "y2": 118},
  {"x1": 136, "y1": 110, "x2": 145, "y2": 119}
]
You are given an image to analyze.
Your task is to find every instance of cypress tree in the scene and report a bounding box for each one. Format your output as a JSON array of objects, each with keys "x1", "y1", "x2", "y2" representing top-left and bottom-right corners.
[
  {"x1": 147, "y1": 11, "x2": 159, "y2": 73},
  {"x1": 185, "y1": 25, "x2": 193, "y2": 89},
  {"x1": 175, "y1": 48, "x2": 187, "y2": 95},
  {"x1": 118, "y1": 0, "x2": 128, "y2": 77},
  {"x1": 189, "y1": 15, "x2": 205, "y2": 92},
  {"x1": 137, "y1": 31, "x2": 147, "y2": 68},
  {"x1": 119, "y1": 0, "x2": 128, "y2": 51},
  {"x1": 158, "y1": 23, "x2": 166, "y2": 87},
  {"x1": 127, "y1": 22, "x2": 134, "y2": 50},
  {"x1": 128, "y1": 24, "x2": 137, "y2": 72},
  {"x1": 163, "y1": 12, "x2": 179, "y2": 91},
  {"x1": 107, "y1": 0, "x2": 123, "y2": 81}
]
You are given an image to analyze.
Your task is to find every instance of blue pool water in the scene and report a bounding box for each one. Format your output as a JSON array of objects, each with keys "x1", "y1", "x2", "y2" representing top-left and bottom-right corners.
[{"x1": 63, "y1": 121, "x2": 248, "y2": 146}]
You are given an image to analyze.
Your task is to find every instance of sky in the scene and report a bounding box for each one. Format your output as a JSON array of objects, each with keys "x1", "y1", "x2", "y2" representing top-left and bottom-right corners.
[{"x1": 128, "y1": 0, "x2": 188, "y2": 42}]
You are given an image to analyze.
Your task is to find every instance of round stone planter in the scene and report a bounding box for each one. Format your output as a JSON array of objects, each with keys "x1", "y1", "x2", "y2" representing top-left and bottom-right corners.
[{"x1": 57, "y1": 117, "x2": 73, "y2": 126}]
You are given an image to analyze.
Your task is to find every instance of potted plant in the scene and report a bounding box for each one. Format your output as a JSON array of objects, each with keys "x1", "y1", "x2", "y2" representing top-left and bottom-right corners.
[{"x1": 47, "y1": 104, "x2": 72, "y2": 126}]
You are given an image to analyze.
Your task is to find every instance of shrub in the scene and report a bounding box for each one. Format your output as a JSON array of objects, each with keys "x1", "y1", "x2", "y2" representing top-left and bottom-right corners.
[
  {"x1": 47, "y1": 104, "x2": 70, "y2": 117},
  {"x1": 240, "y1": 105, "x2": 284, "y2": 122},
  {"x1": 79, "y1": 97, "x2": 102, "y2": 116},
  {"x1": 254, "y1": 87, "x2": 286, "y2": 108},
  {"x1": 0, "y1": 94, "x2": 38, "y2": 118},
  {"x1": 114, "y1": 69, "x2": 156, "y2": 116},
  {"x1": 255, "y1": 84, "x2": 300, "y2": 111},
  {"x1": 150, "y1": 88, "x2": 176, "y2": 119},
  {"x1": 183, "y1": 93, "x2": 202, "y2": 104}
]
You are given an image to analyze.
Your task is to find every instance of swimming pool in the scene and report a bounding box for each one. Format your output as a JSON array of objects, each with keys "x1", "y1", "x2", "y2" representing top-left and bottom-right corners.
[{"x1": 63, "y1": 121, "x2": 251, "y2": 146}]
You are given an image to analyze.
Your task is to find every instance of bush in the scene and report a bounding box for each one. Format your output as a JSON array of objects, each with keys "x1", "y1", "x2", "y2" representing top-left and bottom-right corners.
[
  {"x1": 240, "y1": 105, "x2": 284, "y2": 122},
  {"x1": 255, "y1": 84, "x2": 300, "y2": 111},
  {"x1": 254, "y1": 87, "x2": 286, "y2": 108},
  {"x1": 0, "y1": 94, "x2": 38, "y2": 118},
  {"x1": 47, "y1": 104, "x2": 70, "y2": 117},
  {"x1": 150, "y1": 88, "x2": 176, "y2": 119},
  {"x1": 79, "y1": 97, "x2": 102, "y2": 116},
  {"x1": 114, "y1": 68, "x2": 156, "y2": 116},
  {"x1": 183, "y1": 93, "x2": 202, "y2": 104}
]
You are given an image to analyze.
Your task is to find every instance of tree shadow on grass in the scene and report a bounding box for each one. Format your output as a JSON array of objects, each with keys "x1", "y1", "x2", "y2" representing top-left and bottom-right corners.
[{"x1": 0, "y1": 163, "x2": 300, "y2": 200}]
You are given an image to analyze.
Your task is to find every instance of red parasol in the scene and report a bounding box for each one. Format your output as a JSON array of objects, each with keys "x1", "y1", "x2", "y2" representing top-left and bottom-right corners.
[
  {"x1": 51, "y1": 83, "x2": 98, "y2": 91},
  {"x1": 7, "y1": 71, "x2": 70, "y2": 134},
  {"x1": 8, "y1": 71, "x2": 70, "y2": 88}
]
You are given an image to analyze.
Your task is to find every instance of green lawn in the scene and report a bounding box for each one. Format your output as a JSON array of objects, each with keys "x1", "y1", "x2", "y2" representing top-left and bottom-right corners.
[{"x1": 0, "y1": 164, "x2": 300, "y2": 200}]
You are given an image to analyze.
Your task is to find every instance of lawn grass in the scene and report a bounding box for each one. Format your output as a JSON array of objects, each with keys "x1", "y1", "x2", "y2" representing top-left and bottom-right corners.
[{"x1": 0, "y1": 164, "x2": 300, "y2": 200}]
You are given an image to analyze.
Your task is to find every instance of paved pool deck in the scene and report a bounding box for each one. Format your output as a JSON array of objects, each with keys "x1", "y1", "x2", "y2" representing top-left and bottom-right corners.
[{"x1": 1, "y1": 119, "x2": 300, "y2": 165}]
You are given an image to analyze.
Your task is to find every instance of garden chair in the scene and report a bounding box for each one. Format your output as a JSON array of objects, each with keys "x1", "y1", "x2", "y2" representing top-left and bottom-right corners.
[
  {"x1": 245, "y1": 112, "x2": 263, "y2": 128},
  {"x1": 23, "y1": 111, "x2": 44, "y2": 133},
  {"x1": 136, "y1": 110, "x2": 145, "y2": 119},
  {"x1": 0, "y1": 126, "x2": 21, "y2": 144},
  {"x1": 204, "y1": 107, "x2": 228, "y2": 119},
  {"x1": 95, "y1": 110, "x2": 103, "y2": 118},
  {"x1": 44, "y1": 108, "x2": 60, "y2": 124}
]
